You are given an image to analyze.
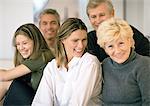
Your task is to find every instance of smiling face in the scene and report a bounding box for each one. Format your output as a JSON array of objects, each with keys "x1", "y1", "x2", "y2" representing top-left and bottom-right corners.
[
  {"x1": 88, "y1": 3, "x2": 114, "y2": 31},
  {"x1": 62, "y1": 29, "x2": 87, "y2": 62},
  {"x1": 15, "y1": 34, "x2": 34, "y2": 59},
  {"x1": 39, "y1": 14, "x2": 60, "y2": 47},
  {"x1": 104, "y1": 37, "x2": 132, "y2": 64}
]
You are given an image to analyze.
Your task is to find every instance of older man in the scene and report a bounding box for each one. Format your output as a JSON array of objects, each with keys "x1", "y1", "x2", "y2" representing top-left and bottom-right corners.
[
  {"x1": 86, "y1": 0, "x2": 150, "y2": 62},
  {"x1": 38, "y1": 9, "x2": 60, "y2": 54}
]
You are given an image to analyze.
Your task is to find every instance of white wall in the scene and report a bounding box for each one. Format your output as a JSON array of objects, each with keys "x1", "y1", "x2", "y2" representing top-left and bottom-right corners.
[
  {"x1": 78, "y1": 0, "x2": 93, "y2": 31},
  {"x1": 0, "y1": 0, "x2": 2, "y2": 47},
  {"x1": 126, "y1": 0, "x2": 150, "y2": 40},
  {"x1": 144, "y1": 0, "x2": 150, "y2": 38},
  {"x1": 0, "y1": 0, "x2": 149, "y2": 60},
  {"x1": 45, "y1": 0, "x2": 78, "y2": 23},
  {"x1": 112, "y1": 0, "x2": 124, "y2": 18},
  {"x1": 126, "y1": 0, "x2": 144, "y2": 33},
  {"x1": 0, "y1": 0, "x2": 33, "y2": 59}
]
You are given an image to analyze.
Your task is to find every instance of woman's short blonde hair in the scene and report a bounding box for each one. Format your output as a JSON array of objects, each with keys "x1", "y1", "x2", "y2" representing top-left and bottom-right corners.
[{"x1": 97, "y1": 18, "x2": 135, "y2": 49}]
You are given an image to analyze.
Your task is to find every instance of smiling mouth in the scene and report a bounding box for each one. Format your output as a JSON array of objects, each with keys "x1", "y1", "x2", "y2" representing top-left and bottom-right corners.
[
  {"x1": 20, "y1": 51, "x2": 28, "y2": 55},
  {"x1": 75, "y1": 49, "x2": 83, "y2": 52}
]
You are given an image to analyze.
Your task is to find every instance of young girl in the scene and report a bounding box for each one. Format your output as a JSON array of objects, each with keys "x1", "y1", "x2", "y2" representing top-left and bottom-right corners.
[{"x1": 0, "y1": 23, "x2": 54, "y2": 105}]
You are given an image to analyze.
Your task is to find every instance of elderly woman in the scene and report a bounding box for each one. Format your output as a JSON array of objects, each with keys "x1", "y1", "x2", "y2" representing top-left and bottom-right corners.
[{"x1": 97, "y1": 18, "x2": 150, "y2": 106}]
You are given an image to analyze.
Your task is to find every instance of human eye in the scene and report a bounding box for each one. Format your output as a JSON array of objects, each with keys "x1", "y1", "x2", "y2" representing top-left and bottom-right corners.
[
  {"x1": 51, "y1": 21, "x2": 57, "y2": 25},
  {"x1": 83, "y1": 38, "x2": 87, "y2": 41},
  {"x1": 108, "y1": 44, "x2": 113, "y2": 48},
  {"x1": 72, "y1": 39, "x2": 78, "y2": 43},
  {"x1": 42, "y1": 21, "x2": 47, "y2": 25},
  {"x1": 82, "y1": 38, "x2": 87, "y2": 42},
  {"x1": 106, "y1": 44, "x2": 113, "y2": 50},
  {"x1": 90, "y1": 15, "x2": 96, "y2": 19},
  {"x1": 23, "y1": 42, "x2": 27, "y2": 45},
  {"x1": 120, "y1": 42, "x2": 124, "y2": 44},
  {"x1": 119, "y1": 42, "x2": 125, "y2": 46},
  {"x1": 15, "y1": 43, "x2": 20, "y2": 47},
  {"x1": 23, "y1": 40, "x2": 30, "y2": 45},
  {"x1": 99, "y1": 13, "x2": 105, "y2": 17}
]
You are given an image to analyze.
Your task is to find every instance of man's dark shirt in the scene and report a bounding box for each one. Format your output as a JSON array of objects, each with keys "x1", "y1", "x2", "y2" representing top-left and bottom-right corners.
[{"x1": 87, "y1": 25, "x2": 150, "y2": 62}]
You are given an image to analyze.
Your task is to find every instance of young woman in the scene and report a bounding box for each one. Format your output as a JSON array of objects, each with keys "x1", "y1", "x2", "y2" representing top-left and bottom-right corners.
[
  {"x1": 0, "y1": 23, "x2": 54, "y2": 105},
  {"x1": 32, "y1": 18, "x2": 102, "y2": 106}
]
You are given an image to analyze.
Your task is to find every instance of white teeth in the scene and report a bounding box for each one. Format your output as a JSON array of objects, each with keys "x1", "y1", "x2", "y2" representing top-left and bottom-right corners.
[
  {"x1": 47, "y1": 30, "x2": 54, "y2": 33},
  {"x1": 75, "y1": 50, "x2": 82, "y2": 52},
  {"x1": 20, "y1": 51, "x2": 27, "y2": 55},
  {"x1": 48, "y1": 31, "x2": 52, "y2": 33},
  {"x1": 20, "y1": 51, "x2": 26, "y2": 53},
  {"x1": 47, "y1": 32, "x2": 52, "y2": 34}
]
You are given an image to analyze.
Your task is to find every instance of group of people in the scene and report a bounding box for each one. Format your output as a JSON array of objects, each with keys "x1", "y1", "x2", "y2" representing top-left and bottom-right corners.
[{"x1": 0, "y1": 0, "x2": 149, "y2": 106}]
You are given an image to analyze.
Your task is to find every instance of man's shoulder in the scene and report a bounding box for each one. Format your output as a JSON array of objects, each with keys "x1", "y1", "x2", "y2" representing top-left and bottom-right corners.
[
  {"x1": 88, "y1": 30, "x2": 96, "y2": 35},
  {"x1": 87, "y1": 30, "x2": 97, "y2": 40},
  {"x1": 130, "y1": 25, "x2": 150, "y2": 56},
  {"x1": 130, "y1": 25, "x2": 144, "y2": 37}
]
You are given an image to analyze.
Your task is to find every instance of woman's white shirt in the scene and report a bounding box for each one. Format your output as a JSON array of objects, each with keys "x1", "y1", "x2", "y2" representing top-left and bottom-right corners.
[{"x1": 32, "y1": 52, "x2": 102, "y2": 106}]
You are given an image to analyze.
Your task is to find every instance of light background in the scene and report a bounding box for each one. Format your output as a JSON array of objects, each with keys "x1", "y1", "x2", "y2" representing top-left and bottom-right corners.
[{"x1": 0, "y1": 0, "x2": 150, "y2": 68}]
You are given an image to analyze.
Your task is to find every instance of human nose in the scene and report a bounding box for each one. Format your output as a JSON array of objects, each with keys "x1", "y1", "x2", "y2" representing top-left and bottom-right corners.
[
  {"x1": 78, "y1": 41, "x2": 84, "y2": 49},
  {"x1": 95, "y1": 16, "x2": 103, "y2": 25},
  {"x1": 114, "y1": 46, "x2": 121, "y2": 53},
  {"x1": 45, "y1": 23, "x2": 52, "y2": 29},
  {"x1": 47, "y1": 23, "x2": 51, "y2": 28},
  {"x1": 78, "y1": 41, "x2": 83, "y2": 48}
]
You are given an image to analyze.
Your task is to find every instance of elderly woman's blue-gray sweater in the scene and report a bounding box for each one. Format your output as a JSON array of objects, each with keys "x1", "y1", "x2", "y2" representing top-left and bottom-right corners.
[{"x1": 102, "y1": 50, "x2": 150, "y2": 106}]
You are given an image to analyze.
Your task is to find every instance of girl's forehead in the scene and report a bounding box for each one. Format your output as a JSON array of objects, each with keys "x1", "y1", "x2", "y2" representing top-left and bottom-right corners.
[{"x1": 16, "y1": 34, "x2": 32, "y2": 42}]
